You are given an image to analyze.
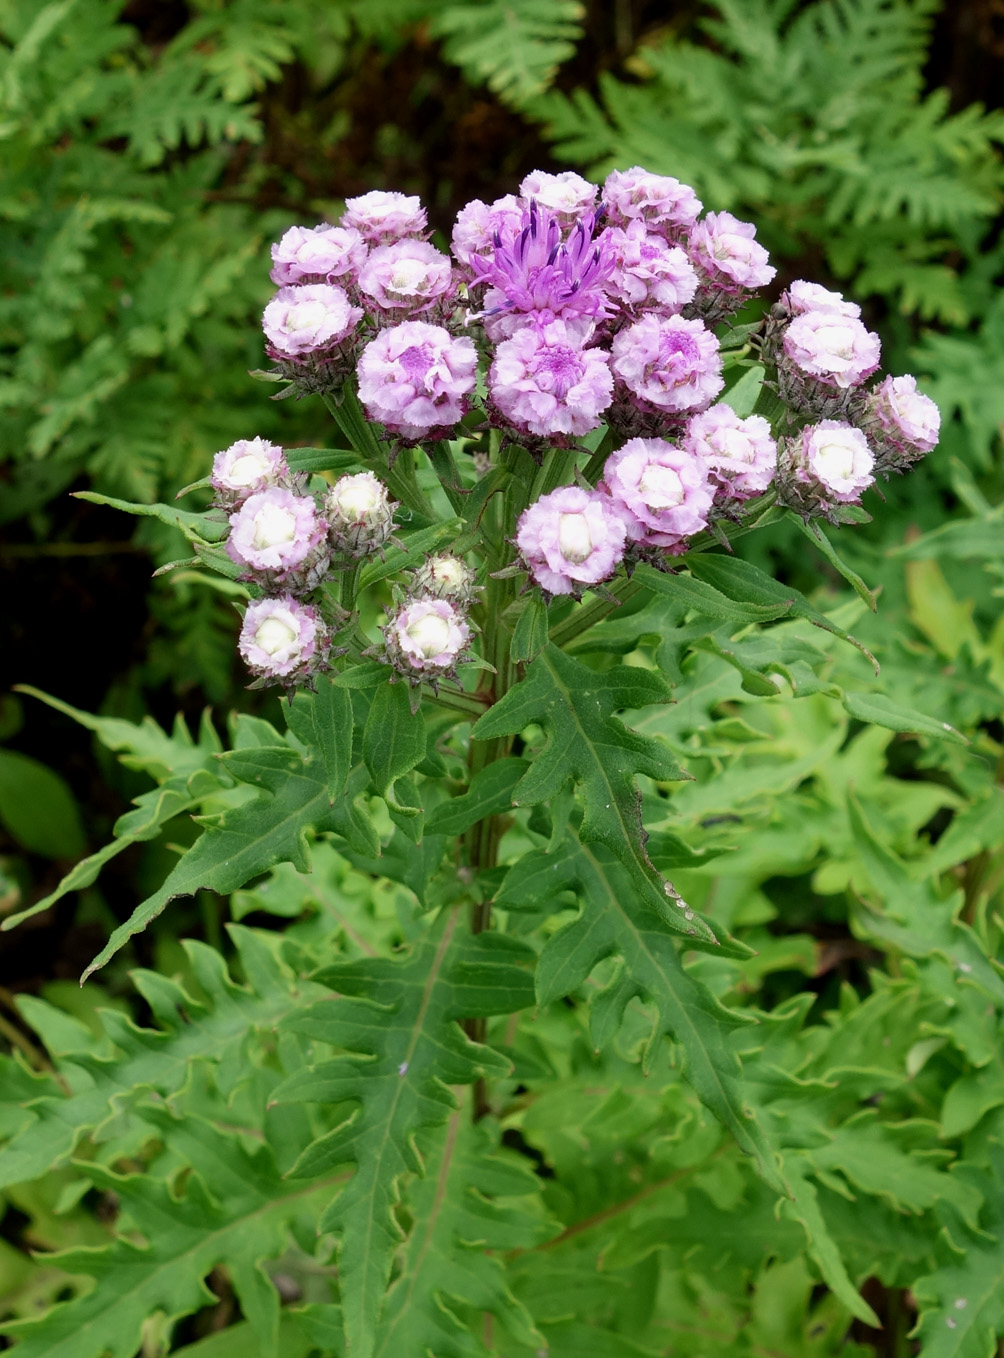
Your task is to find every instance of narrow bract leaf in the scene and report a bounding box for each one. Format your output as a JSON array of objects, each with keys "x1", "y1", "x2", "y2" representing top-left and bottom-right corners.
[{"x1": 425, "y1": 757, "x2": 528, "y2": 836}]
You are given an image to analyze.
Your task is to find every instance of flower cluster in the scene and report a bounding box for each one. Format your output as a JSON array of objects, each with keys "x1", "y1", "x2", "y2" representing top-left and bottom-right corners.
[{"x1": 227, "y1": 168, "x2": 941, "y2": 693}]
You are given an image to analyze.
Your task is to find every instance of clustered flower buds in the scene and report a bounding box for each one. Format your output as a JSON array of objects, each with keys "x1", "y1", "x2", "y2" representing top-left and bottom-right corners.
[{"x1": 218, "y1": 164, "x2": 940, "y2": 693}]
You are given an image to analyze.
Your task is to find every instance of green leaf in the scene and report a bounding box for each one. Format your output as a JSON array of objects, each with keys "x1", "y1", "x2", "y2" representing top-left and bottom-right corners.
[
  {"x1": 510, "y1": 593, "x2": 551, "y2": 664},
  {"x1": 633, "y1": 562, "x2": 794, "y2": 625},
  {"x1": 842, "y1": 690, "x2": 968, "y2": 745},
  {"x1": 363, "y1": 681, "x2": 427, "y2": 814},
  {"x1": 272, "y1": 907, "x2": 536, "y2": 1358},
  {"x1": 0, "y1": 749, "x2": 85, "y2": 859},
  {"x1": 424, "y1": 757, "x2": 528, "y2": 836},
  {"x1": 71, "y1": 491, "x2": 228, "y2": 544},
  {"x1": 790, "y1": 515, "x2": 879, "y2": 611},
  {"x1": 497, "y1": 834, "x2": 784, "y2": 1193},
  {"x1": 472, "y1": 645, "x2": 717, "y2": 946},
  {"x1": 684, "y1": 552, "x2": 879, "y2": 672}
]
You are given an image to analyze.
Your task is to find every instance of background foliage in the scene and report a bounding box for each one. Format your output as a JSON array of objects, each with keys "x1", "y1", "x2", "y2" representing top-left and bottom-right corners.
[{"x1": 1, "y1": 1, "x2": 1002, "y2": 1355}]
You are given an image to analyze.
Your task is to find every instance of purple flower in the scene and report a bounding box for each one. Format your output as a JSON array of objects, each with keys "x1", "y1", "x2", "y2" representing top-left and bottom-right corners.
[
  {"x1": 786, "y1": 421, "x2": 875, "y2": 507},
  {"x1": 602, "y1": 439, "x2": 714, "y2": 547},
  {"x1": 451, "y1": 195, "x2": 523, "y2": 270},
  {"x1": 604, "y1": 221, "x2": 698, "y2": 314},
  {"x1": 782, "y1": 310, "x2": 881, "y2": 390},
  {"x1": 357, "y1": 321, "x2": 478, "y2": 441},
  {"x1": 211, "y1": 439, "x2": 288, "y2": 507},
  {"x1": 383, "y1": 597, "x2": 471, "y2": 679},
  {"x1": 785, "y1": 279, "x2": 860, "y2": 319},
  {"x1": 515, "y1": 485, "x2": 627, "y2": 596},
  {"x1": 239, "y1": 596, "x2": 322, "y2": 682},
  {"x1": 683, "y1": 405, "x2": 776, "y2": 499},
  {"x1": 262, "y1": 284, "x2": 362, "y2": 361},
  {"x1": 489, "y1": 319, "x2": 613, "y2": 439},
  {"x1": 325, "y1": 472, "x2": 397, "y2": 557},
  {"x1": 269, "y1": 225, "x2": 368, "y2": 286},
  {"x1": 611, "y1": 314, "x2": 723, "y2": 416},
  {"x1": 342, "y1": 190, "x2": 427, "y2": 244},
  {"x1": 687, "y1": 211, "x2": 775, "y2": 293},
  {"x1": 469, "y1": 201, "x2": 614, "y2": 327},
  {"x1": 602, "y1": 167, "x2": 702, "y2": 238},
  {"x1": 357, "y1": 240, "x2": 456, "y2": 319},
  {"x1": 519, "y1": 169, "x2": 599, "y2": 223},
  {"x1": 227, "y1": 487, "x2": 329, "y2": 590},
  {"x1": 869, "y1": 375, "x2": 940, "y2": 456}
]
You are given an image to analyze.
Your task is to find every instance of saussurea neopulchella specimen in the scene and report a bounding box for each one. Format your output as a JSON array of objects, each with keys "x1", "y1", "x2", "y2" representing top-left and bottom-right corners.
[{"x1": 6, "y1": 166, "x2": 945, "y2": 1358}]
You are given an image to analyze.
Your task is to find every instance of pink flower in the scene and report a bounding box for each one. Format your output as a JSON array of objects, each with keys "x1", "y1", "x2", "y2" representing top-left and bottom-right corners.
[
  {"x1": 489, "y1": 319, "x2": 614, "y2": 439},
  {"x1": 516, "y1": 486, "x2": 627, "y2": 595},
  {"x1": 604, "y1": 221, "x2": 698, "y2": 314},
  {"x1": 786, "y1": 279, "x2": 860, "y2": 319},
  {"x1": 262, "y1": 284, "x2": 362, "y2": 360},
  {"x1": 602, "y1": 439, "x2": 714, "y2": 546},
  {"x1": 519, "y1": 169, "x2": 599, "y2": 223},
  {"x1": 870, "y1": 375, "x2": 940, "y2": 455},
  {"x1": 451, "y1": 195, "x2": 523, "y2": 269},
  {"x1": 791, "y1": 421, "x2": 875, "y2": 504},
  {"x1": 342, "y1": 190, "x2": 427, "y2": 244},
  {"x1": 357, "y1": 321, "x2": 478, "y2": 441},
  {"x1": 783, "y1": 310, "x2": 881, "y2": 389},
  {"x1": 383, "y1": 597, "x2": 470, "y2": 679},
  {"x1": 227, "y1": 487, "x2": 329, "y2": 588},
  {"x1": 683, "y1": 405, "x2": 776, "y2": 499},
  {"x1": 611, "y1": 314, "x2": 723, "y2": 416},
  {"x1": 602, "y1": 167, "x2": 702, "y2": 238},
  {"x1": 687, "y1": 211, "x2": 775, "y2": 293},
  {"x1": 239, "y1": 596, "x2": 322, "y2": 681},
  {"x1": 211, "y1": 438, "x2": 288, "y2": 506},
  {"x1": 269, "y1": 225, "x2": 368, "y2": 286},
  {"x1": 357, "y1": 239, "x2": 455, "y2": 319}
]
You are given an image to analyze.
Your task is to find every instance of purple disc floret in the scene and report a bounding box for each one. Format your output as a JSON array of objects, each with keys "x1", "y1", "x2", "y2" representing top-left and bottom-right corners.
[
  {"x1": 601, "y1": 167, "x2": 702, "y2": 239},
  {"x1": 611, "y1": 314, "x2": 723, "y2": 416},
  {"x1": 357, "y1": 321, "x2": 478, "y2": 441},
  {"x1": 602, "y1": 439, "x2": 715, "y2": 547},
  {"x1": 515, "y1": 486, "x2": 627, "y2": 596},
  {"x1": 342, "y1": 190, "x2": 427, "y2": 244},
  {"x1": 683, "y1": 406, "x2": 777, "y2": 500},
  {"x1": 239, "y1": 595, "x2": 323, "y2": 683},
  {"x1": 489, "y1": 319, "x2": 614, "y2": 440},
  {"x1": 269, "y1": 225, "x2": 368, "y2": 286},
  {"x1": 262, "y1": 284, "x2": 362, "y2": 361}
]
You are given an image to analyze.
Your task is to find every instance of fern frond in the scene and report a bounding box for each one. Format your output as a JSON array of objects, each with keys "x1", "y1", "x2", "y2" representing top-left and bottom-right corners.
[{"x1": 432, "y1": 0, "x2": 584, "y2": 108}]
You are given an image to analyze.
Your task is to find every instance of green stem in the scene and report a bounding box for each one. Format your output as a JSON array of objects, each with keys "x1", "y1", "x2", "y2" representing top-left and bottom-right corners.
[
  {"x1": 321, "y1": 389, "x2": 435, "y2": 520},
  {"x1": 339, "y1": 560, "x2": 360, "y2": 612},
  {"x1": 548, "y1": 575, "x2": 644, "y2": 649},
  {"x1": 581, "y1": 426, "x2": 617, "y2": 485},
  {"x1": 430, "y1": 441, "x2": 469, "y2": 516},
  {"x1": 530, "y1": 444, "x2": 575, "y2": 501}
]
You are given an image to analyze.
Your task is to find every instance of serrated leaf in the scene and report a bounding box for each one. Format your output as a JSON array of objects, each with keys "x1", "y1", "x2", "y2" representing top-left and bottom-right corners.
[
  {"x1": 472, "y1": 645, "x2": 715, "y2": 945},
  {"x1": 363, "y1": 681, "x2": 427, "y2": 814},
  {"x1": 272, "y1": 907, "x2": 536, "y2": 1358},
  {"x1": 498, "y1": 834, "x2": 785, "y2": 1193}
]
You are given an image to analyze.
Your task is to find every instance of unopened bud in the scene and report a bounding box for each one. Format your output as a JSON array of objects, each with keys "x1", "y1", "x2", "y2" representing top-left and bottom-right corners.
[
  {"x1": 410, "y1": 553, "x2": 479, "y2": 608},
  {"x1": 325, "y1": 472, "x2": 397, "y2": 557}
]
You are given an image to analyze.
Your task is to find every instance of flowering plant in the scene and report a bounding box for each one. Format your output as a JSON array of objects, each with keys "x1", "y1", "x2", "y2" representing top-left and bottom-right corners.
[{"x1": 6, "y1": 167, "x2": 962, "y2": 1358}]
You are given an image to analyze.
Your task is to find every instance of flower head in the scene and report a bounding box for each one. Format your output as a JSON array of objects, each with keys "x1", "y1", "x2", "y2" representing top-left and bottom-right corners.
[
  {"x1": 383, "y1": 597, "x2": 471, "y2": 681},
  {"x1": 239, "y1": 596, "x2": 324, "y2": 685},
  {"x1": 227, "y1": 487, "x2": 330, "y2": 590},
  {"x1": 601, "y1": 167, "x2": 702, "y2": 238},
  {"x1": 785, "y1": 279, "x2": 861, "y2": 319},
  {"x1": 212, "y1": 438, "x2": 289, "y2": 507},
  {"x1": 683, "y1": 405, "x2": 776, "y2": 499},
  {"x1": 269, "y1": 225, "x2": 368, "y2": 286},
  {"x1": 604, "y1": 221, "x2": 698, "y2": 314},
  {"x1": 868, "y1": 374, "x2": 941, "y2": 467},
  {"x1": 357, "y1": 239, "x2": 455, "y2": 319},
  {"x1": 451, "y1": 195, "x2": 524, "y2": 270},
  {"x1": 325, "y1": 472, "x2": 397, "y2": 557},
  {"x1": 780, "y1": 420, "x2": 875, "y2": 516},
  {"x1": 515, "y1": 485, "x2": 627, "y2": 596},
  {"x1": 782, "y1": 310, "x2": 881, "y2": 390},
  {"x1": 611, "y1": 314, "x2": 723, "y2": 416},
  {"x1": 489, "y1": 319, "x2": 613, "y2": 440},
  {"x1": 342, "y1": 190, "x2": 427, "y2": 244},
  {"x1": 357, "y1": 321, "x2": 478, "y2": 441},
  {"x1": 410, "y1": 553, "x2": 479, "y2": 609},
  {"x1": 602, "y1": 439, "x2": 714, "y2": 546},
  {"x1": 469, "y1": 201, "x2": 614, "y2": 327},
  {"x1": 519, "y1": 169, "x2": 599, "y2": 223},
  {"x1": 687, "y1": 211, "x2": 775, "y2": 298},
  {"x1": 262, "y1": 284, "x2": 362, "y2": 361}
]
